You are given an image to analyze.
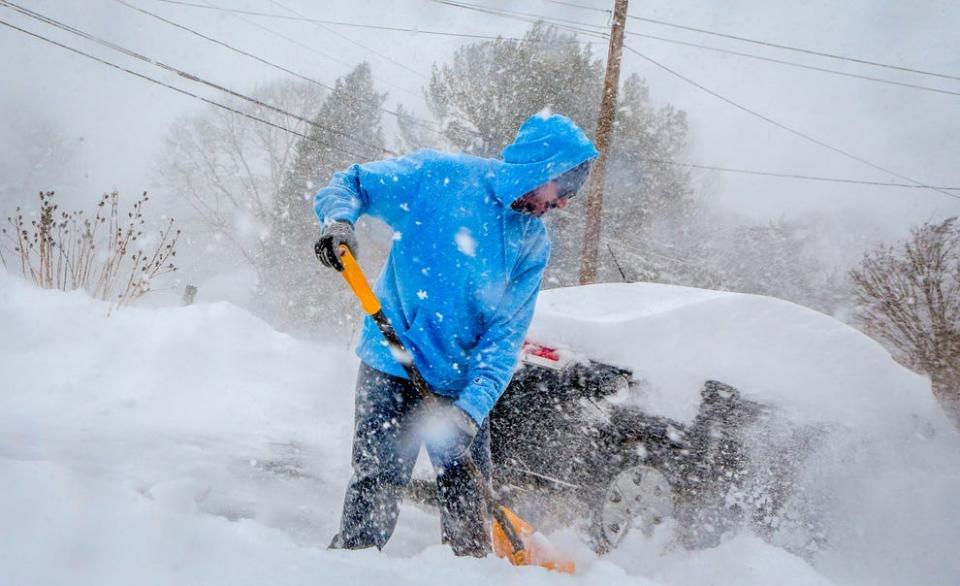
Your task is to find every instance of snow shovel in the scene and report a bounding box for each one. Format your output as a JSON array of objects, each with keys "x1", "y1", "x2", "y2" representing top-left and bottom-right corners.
[{"x1": 331, "y1": 244, "x2": 576, "y2": 574}]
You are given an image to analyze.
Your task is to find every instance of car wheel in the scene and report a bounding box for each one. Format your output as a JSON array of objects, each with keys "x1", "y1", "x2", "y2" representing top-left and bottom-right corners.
[{"x1": 590, "y1": 464, "x2": 675, "y2": 553}]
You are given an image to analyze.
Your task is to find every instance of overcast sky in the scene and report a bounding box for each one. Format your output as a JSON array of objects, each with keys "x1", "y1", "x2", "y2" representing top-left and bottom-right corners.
[{"x1": 2, "y1": 0, "x2": 959, "y2": 241}]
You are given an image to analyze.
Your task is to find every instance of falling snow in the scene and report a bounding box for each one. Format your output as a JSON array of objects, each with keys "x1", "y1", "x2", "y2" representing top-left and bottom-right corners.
[{"x1": 455, "y1": 227, "x2": 477, "y2": 257}]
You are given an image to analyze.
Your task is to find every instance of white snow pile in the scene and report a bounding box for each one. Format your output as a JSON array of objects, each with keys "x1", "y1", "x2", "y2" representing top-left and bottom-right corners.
[
  {"x1": 2, "y1": 272, "x2": 959, "y2": 585},
  {"x1": 529, "y1": 283, "x2": 944, "y2": 429}
]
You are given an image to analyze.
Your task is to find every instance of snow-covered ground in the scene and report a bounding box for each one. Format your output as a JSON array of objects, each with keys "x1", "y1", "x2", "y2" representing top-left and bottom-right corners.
[{"x1": 2, "y1": 271, "x2": 958, "y2": 585}]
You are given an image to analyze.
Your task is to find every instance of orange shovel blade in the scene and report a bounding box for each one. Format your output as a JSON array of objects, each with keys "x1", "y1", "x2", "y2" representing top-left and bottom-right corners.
[{"x1": 491, "y1": 506, "x2": 576, "y2": 574}]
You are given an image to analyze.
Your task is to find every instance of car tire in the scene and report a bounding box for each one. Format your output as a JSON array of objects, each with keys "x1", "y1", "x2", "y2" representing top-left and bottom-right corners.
[{"x1": 589, "y1": 464, "x2": 675, "y2": 554}]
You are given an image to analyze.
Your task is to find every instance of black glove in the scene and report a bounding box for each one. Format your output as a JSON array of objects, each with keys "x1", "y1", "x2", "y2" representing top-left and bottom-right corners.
[
  {"x1": 314, "y1": 220, "x2": 358, "y2": 271},
  {"x1": 430, "y1": 405, "x2": 480, "y2": 463}
]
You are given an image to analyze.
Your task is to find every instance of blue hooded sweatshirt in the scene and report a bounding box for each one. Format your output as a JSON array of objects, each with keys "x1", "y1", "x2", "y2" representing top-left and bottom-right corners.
[{"x1": 313, "y1": 113, "x2": 598, "y2": 424}]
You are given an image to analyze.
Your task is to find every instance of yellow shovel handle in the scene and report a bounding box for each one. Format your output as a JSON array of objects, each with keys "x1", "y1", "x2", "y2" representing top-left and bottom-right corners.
[{"x1": 338, "y1": 245, "x2": 381, "y2": 315}]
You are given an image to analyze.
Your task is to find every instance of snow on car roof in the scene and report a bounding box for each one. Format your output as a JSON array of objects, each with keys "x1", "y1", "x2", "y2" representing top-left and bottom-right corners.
[{"x1": 530, "y1": 282, "x2": 945, "y2": 432}]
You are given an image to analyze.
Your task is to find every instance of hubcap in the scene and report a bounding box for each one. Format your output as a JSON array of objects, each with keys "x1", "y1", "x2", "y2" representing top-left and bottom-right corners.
[{"x1": 600, "y1": 464, "x2": 674, "y2": 546}]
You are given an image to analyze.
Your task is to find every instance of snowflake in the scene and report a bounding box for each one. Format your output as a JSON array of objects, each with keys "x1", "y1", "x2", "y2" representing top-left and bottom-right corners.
[{"x1": 455, "y1": 227, "x2": 477, "y2": 257}]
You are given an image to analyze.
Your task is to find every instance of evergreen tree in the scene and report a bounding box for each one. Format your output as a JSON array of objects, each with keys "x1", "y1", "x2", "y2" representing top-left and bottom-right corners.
[
  {"x1": 427, "y1": 23, "x2": 603, "y2": 157},
  {"x1": 395, "y1": 104, "x2": 439, "y2": 152},
  {"x1": 607, "y1": 74, "x2": 695, "y2": 239},
  {"x1": 259, "y1": 63, "x2": 387, "y2": 332},
  {"x1": 545, "y1": 75, "x2": 700, "y2": 287},
  {"x1": 711, "y1": 220, "x2": 829, "y2": 307}
]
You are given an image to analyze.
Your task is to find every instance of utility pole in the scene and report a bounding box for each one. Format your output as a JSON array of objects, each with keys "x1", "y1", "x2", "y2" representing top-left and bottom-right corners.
[{"x1": 579, "y1": 0, "x2": 629, "y2": 285}]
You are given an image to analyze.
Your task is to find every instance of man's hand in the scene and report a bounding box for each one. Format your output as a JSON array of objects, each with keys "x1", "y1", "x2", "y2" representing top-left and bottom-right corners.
[
  {"x1": 314, "y1": 220, "x2": 358, "y2": 271},
  {"x1": 426, "y1": 404, "x2": 479, "y2": 463}
]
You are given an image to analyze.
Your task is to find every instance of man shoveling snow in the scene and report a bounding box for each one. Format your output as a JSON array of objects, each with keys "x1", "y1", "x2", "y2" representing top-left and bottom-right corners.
[{"x1": 313, "y1": 113, "x2": 597, "y2": 558}]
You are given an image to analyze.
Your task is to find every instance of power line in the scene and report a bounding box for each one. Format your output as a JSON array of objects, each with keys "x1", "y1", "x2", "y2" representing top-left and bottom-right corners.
[
  {"x1": 622, "y1": 44, "x2": 960, "y2": 202},
  {"x1": 6, "y1": 1, "x2": 957, "y2": 196},
  {"x1": 427, "y1": 0, "x2": 609, "y2": 40},
  {"x1": 115, "y1": 0, "x2": 340, "y2": 90},
  {"x1": 419, "y1": 0, "x2": 960, "y2": 199},
  {"x1": 440, "y1": 0, "x2": 958, "y2": 197},
  {"x1": 642, "y1": 158, "x2": 960, "y2": 190},
  {"x1": 149, "y1": 0, "x2": 460, "y2": 136},
  {"x1": 154, "y1": 0, "x2": 438, "y2": 82},
  {"x1": 6, "y1": 15, "x2": 956, "y2": 195},
  {"x1": 225, "y1": 1, "x2": 959, "y2": 146},
  {"x1": 517, "y1": 0, "x2": 960, "y2": 82},
  {"x1": 628, "y1": 30, "x2": 960, "y2": 98},
  {"x1": 149, "y1": 0, "x2": 495, "y2": 38},
  {"x1": 151, "y1": 0, "x2": 587, "y2": 43},
  {"x1": 429, "y1": 0, "x2": 608, "y2": 33},
  {"x1": 0, "y1": 17, "x2": 322, "y2": 147},
  {"x1": 111, "y1": 0, "x2": 446, "y2": 137},
  {"x1": 267, "y1": 0, "x2": 430, "y2": 81},
  {"x1": 539, "y1": 0, "x2": 609, "y2": 14},
  {"x1": 150, "y1": 0, "x2": 357, "y2": 68},
  {"x1": 155, "y1": 0, "x2": 428, "y2": 103},
  {"x1": 431, "y1": 0, "x2": 960, "y2": 96},
  {"x1": 625, "y1": 14, "x2": 960, "y2": 83},
  {"x1": 142, "y1": 0, "x2": 496, "y2": 139},
  {"x1": 0, "y1": 1, "x2": 390, "y2": 158},
  {"x1": 154, "y1": 0, "x2": 957, "y2": 99}
]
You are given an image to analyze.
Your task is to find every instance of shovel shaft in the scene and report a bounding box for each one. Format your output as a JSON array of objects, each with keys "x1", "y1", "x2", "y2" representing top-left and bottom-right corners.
[{"x1": 336, "y1": 246, "x2": 527, "y2": 555}]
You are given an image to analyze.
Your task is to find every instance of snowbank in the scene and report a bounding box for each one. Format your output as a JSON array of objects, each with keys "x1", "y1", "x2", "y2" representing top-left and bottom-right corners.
[{"x1": 2, "y1": 272, "x2": 958, "y2": 585}]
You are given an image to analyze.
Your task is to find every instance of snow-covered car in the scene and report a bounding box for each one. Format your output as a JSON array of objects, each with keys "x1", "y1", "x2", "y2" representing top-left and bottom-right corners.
[
  {"x1": 513, "y1": 282, "x2": 955, "y2": 560},
  {"x1": 489, "y1": 342, "x2": 766, "y2": 553},
  {"x1": 407, "y1": 281, "x2": 954, "y2": 559},
  {"x1": 406, "y1": 339, "x2": 819, "y2": 556}
]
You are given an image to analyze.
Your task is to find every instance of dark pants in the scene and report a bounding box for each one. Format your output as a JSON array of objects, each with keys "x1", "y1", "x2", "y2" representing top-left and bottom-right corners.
[{"x1": 330, "y1": 362, "x2": 492, "y2": 556}]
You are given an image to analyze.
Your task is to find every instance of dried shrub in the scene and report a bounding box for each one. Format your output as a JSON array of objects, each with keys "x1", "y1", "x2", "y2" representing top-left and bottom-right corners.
[{"x1": 1, "y1": 191, "x2": 181, "y2": 308}]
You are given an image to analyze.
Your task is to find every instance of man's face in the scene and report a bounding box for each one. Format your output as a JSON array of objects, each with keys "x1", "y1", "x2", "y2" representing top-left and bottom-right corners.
[
  {"x1": 512, "y1": 180, "x2": 570, "y2": 217},
  {"x1": 512, "y1": 161, "x2": 592, "y2": 217}
]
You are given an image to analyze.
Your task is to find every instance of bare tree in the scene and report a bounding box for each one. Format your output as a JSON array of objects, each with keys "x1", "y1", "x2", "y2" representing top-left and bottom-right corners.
[
  {"x1": 155, "y1": 79, "x2": 326, "y2": 275},
  {"x1": 850, "y1": 217, "x2": 960, "y2": 426}
]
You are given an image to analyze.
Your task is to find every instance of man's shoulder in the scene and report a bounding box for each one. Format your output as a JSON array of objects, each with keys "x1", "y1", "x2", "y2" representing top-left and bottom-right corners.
[{"x1": 407, "y1": 149, "x2": 494, "y2": 171}]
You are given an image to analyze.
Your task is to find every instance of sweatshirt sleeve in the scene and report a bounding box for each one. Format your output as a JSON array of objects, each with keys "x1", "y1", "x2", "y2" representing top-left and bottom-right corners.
[
  {"x1": 454, "y1": 229, "x2": 551, "y2": 425},
  {"x1": 313, "y1": 153, "x2": 426, "y2": 229}
]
